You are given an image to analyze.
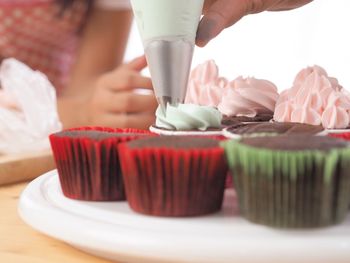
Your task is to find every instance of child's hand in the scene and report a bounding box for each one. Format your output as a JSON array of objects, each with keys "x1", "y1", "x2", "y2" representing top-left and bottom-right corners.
[
  {"x1": 197, "y1": 0, "x2": 313, "y2": 47},
  {"x1": 85, "y1": 56, "x2": 157, "y2": 129}
]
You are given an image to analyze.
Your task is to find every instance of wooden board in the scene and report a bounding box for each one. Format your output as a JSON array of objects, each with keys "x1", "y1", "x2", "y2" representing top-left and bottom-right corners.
[
  {"x1": 0, "y1": 182, "x2": 113, "y2": 263},
  {"x1": 0, "y1": 150, "x2": 55, "y2": 185}
]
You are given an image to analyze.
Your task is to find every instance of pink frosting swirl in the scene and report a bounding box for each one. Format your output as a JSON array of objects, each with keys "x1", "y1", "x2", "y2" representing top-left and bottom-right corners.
[
  {"x1": 185, "y1": 60, "x2": 228, "y2": 107},
  {"x1": 274, "y1": 65, "x2": 350, "y2": 129},
  {"x1": 217, "y1": 76, "x2": 279, "y2": 117}
]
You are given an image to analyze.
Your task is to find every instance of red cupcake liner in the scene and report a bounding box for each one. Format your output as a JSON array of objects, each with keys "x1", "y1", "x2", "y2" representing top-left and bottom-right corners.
[
  {"x1": 182, "y1": 135, "x2": 232, "y2": 188},
  {"x1": 195, "y1": 135, "x2": 227, "y2": 141},
  {"x1": 118, "y1": 143, "x2": 228, "y2": 217},
  {"x1": 329, "y1": 132, "x2": 350, "y2": 140},
  {"x1": 68, "y1": 126, "x2": 153, "y2": 135},
  {"x1": 50, "y1": 127, "x2": 154, "y2": 201}
]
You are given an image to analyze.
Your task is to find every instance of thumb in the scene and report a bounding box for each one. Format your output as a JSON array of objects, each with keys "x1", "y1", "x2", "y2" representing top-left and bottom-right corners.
[
  {"x1": 196, "y1": 0, "x2": 249, "y2": 47},
  {"x1": 124, "y1": 55, "x2": 148, "y2": 71}
]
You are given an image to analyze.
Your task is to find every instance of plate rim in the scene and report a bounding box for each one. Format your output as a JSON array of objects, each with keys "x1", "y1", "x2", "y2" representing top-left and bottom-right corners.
[{"x1": 18, "y1": 170, "x2": 350, "y2": 263}]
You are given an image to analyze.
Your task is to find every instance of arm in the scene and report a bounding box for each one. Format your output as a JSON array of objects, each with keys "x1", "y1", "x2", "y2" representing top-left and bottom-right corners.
[
  {"x1": 196, "y1": 0, "x2": 313, "y2": 47},
  {"x1": 58, "y1": 8, "x2": 157, "y2": 129},
  {"x1": 65, "y1": 8, "x2": 132, "y2": 95}
]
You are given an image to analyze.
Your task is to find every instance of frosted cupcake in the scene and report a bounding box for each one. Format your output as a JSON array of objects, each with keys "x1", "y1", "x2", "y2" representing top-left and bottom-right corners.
[
  {"x1": 150, "y1": 103, "x2": 224, "y2": 136},
  {"x1": 185, "y1": 60, "x2": 228, "y2": 108},
  {"x1": 218, "y1": 76, "x2": 279, "y2": 126},
  {"x1": 150, "y1": 60, "x2": 225, "y2": 136},
  {"x1": 185, "y1": 60, "x2": 279, "y2": 126},
  {"x1": 274, "y1": 65, "x2": 350, "y2": 130}
]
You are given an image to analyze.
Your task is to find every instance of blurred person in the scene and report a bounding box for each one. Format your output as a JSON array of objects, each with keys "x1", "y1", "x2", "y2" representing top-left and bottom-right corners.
[
  {"x1": 0, "y1": 0, "x2": 313, "y2": 129},
  {"x1": 0, "y1": 0, "x2": 157, "y2": 129}
]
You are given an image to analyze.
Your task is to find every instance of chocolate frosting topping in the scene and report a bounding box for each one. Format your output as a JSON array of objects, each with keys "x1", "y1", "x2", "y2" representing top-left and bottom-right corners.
[
  {"x1": 241, "y1": 135, "x2": 348, "y2": 151},
  {"x1": 56, "y1": 130, "x2": 141, "y2": 141},
  {"x1": 227, "y1": 122, "x2": 324, "y2": 135},
  {"x1": 128, "y1": 136, "x2": 219, "y2": 149}
]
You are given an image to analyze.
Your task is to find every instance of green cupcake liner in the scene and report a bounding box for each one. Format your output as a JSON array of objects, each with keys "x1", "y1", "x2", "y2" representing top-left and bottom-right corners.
[{"x1": 221, "y1": 140, "x2": 350, "y2": 228}]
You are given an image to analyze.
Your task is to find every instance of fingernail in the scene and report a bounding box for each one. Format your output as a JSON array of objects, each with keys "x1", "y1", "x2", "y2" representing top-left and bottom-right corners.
[{"x1": 196, "y1": 18, "x2": 217, "y2": 47}]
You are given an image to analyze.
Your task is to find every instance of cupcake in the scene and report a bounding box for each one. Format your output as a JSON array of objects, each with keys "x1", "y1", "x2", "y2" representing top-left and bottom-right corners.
[
  {"x1": 218, "y1": 76, "x2": 279, "y2": 126},
  {"x1": 50, "y1": 127, "x2": 151, "y2": 201},
  {"x1": 119, "y1": 136, "x2": 228, "y2": 217},
  {"x1": 150, "y1": 103, "x2": 223, "y2": 136},
  {"x1": 274, "y1": 65, "x2": 350, "y2": 130},
  {"x1": 185, "y1": 60, "x2": 279, "y2": 127},
  {"x1": 185, "y1": 60, "x2": 228, "y2": 108},
  {"x1": 221, "y1": 135, "x2": 350, "y2": 228},
  {"x1": 223, "y1": 122, "x2": 324, "y2": 139}
]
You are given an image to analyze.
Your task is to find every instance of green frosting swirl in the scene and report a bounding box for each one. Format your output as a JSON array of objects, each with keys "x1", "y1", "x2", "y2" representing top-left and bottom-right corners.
[{"x1": 156, "y1": 104, "x2": 222, "y2": 131}]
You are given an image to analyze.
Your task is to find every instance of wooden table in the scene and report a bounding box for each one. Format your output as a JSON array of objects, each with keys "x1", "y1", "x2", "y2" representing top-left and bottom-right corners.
[{"x1": 0, "y1": 182, "x2": 115, "y2": 263}]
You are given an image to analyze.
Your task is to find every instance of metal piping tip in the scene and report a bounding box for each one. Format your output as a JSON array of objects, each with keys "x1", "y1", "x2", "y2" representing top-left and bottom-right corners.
[
  {"x1": 158, "y1": 96, "x2": 179, "y2": 116},
  {"x1": 145, "y1": 39, "x2": 194, "y2": 116}
]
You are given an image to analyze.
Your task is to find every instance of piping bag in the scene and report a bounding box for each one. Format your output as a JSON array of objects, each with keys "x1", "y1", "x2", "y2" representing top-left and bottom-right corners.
[
  {"x1": 0, "y1": 58, "x2": 62, "y2": 154},
  {"x1": 130, "y1": 0, "x2": 205, "y2": 113}
]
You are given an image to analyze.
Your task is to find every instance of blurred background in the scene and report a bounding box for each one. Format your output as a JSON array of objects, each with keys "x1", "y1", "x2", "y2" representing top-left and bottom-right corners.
[{"x1": 125, "y1": 0, "x2": 350, "y2": 91}]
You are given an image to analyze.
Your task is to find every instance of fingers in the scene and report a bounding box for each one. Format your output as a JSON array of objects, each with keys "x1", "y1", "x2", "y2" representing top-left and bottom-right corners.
[
  {"x1": 126, "y1": 93, "x2": 157, "y2": 113},
  {"x1": 100, "y1": 71, "x2": 153, "y2": 91},
  {"x1": 196, "y1": 0, "x2": 249, "y2": 47},
  {"x1": 99, "y1": 113, "x2": 155, "y2": 129},
  {"x1": 89, "y1": 90, "x2": 157, "y2": 129},
  {"x1": 87, "y1": 56, "x2": 157, "y2": 129},
  {"x1": 106, "y1": 92, "x2": 158, "y2": 114},
  {"x1": 98, "y1": 55, "x2": 152, "y2": 91},
  {"x1": 125, "y1": 113, "x2": 155, "y2": 129},
  {"x1": 122, "y1": 55, "x2": 148, "y2": 71},
  {"x1": 267, "y1": 0, "x2": 313, "y2": 11},
  {"x1": 95, "y1": 88, "x2": 157, "y2": 113},
  {"x1": 197, "y1": 0, "x2": 313, "y2": 47}
]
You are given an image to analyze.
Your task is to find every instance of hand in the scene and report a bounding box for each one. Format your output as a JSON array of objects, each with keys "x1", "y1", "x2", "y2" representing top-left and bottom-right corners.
[
  {"x1": 84, "y1": 56, "x2": 157, "y2": 129},
  {"x1": 196, "y1": 0, "x2": 313, "y2": 47}
]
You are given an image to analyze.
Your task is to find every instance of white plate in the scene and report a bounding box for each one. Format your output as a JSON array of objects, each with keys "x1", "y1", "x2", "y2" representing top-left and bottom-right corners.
[
  {"x1": 326, "y1": 129, "x2": 350, "y2": 134},
  {"x1": 19, "y1": 170, "x2": 350, "y2": 263}
]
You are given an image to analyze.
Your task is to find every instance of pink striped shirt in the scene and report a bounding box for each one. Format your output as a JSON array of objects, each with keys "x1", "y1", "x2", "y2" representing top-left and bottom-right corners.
[{"x1": 0, "y1": 0, "x2": 89, "y2": 93}]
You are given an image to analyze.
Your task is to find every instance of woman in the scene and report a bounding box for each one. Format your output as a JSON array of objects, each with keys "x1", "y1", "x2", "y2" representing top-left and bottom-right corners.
[
  {"x1": 0, "y1": 0, "x2": 312, "y2": 129},
  {"x1": 0, "y1": 0, "x2": 157, "y2": 129}
]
